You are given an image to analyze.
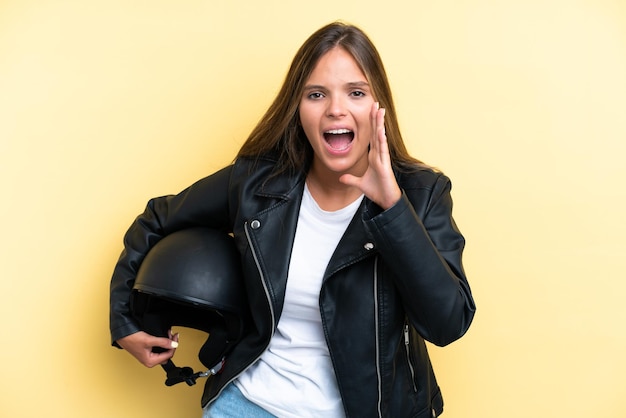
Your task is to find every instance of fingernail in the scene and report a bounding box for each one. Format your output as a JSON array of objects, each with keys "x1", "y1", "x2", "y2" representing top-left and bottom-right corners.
[
  {"x1": 171, "y1": 341, "x2": 179, "y2": 348},
  {"x1": 375, "y1": 102, "x2": 380, "y2": 110}
]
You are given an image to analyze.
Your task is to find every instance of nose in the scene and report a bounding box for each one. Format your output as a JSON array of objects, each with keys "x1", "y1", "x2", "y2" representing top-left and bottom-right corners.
[{"x1": 326, "y1": 94, "x2": 347, "y2": 118}]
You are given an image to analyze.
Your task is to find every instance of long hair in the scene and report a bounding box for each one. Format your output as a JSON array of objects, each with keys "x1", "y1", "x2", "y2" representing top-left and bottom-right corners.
[{"x1": 236, "y1": 21, "x2": 425, "y2": 175}]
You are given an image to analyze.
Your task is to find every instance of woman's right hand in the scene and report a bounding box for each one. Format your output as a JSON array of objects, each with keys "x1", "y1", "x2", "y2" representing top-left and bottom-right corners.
[{"x1": 116, "y1": 330, "x2": 179, "y2": 368}]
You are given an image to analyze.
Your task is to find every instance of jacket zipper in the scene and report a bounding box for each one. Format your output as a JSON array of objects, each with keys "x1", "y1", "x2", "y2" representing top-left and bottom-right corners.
[
  {"x1": 374, "y1": 256, "x2": 383, "y2": 418},
  {"x1": 243, "y1": 220, "x2": 277, "y2": 337},
  {"x1": 206, "y1": 221, "x2": 276, "y2": 406},
  {"x1": 404, "y1": 323, "x2": 418, "y2": 392}
]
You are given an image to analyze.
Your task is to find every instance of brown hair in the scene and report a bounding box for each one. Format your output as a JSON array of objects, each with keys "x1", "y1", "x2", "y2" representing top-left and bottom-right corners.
[{"x1": 236, "y1": 21, "x2": 425, "y2": 174}]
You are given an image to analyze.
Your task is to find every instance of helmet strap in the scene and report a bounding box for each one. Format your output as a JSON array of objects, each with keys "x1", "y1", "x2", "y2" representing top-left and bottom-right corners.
[{"x1": 161, "y1": 359, "x2": 210, "y2": 387}]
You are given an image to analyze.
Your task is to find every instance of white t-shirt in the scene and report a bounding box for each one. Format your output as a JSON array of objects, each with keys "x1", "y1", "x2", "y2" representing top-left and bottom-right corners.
[{"x1": 235, "y1": 184, "x2": 363, "y2": 418}]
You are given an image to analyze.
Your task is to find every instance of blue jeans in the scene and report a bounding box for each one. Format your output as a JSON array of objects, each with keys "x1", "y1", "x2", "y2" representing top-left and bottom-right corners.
[{"x1": 203, "y1": 383, "x2": 276, "y2": 418}]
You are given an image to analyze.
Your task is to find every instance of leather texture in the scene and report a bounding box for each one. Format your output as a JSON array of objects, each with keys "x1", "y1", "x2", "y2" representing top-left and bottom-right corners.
[{"x1": 110, "y1": 156, "x2": 476, "y2": 417}]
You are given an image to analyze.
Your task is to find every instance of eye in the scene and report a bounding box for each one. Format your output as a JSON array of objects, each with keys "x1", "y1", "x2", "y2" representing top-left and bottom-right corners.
[
  {"x1": 350, "y1": 90, "x2": 366, "y2": 98},
  {"x1": 307, "y1": 92, "x2": 324, "y2": 100}
]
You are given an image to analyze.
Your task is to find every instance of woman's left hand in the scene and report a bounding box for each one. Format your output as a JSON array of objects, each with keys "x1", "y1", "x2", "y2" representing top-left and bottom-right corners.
[{"x1": 340, "y1": 102, "x2": 402, "y2": 210}]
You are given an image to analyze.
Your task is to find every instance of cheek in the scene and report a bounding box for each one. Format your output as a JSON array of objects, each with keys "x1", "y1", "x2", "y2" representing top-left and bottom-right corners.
[
  {"x1": 298, "y1": 107, "x2": 317, "y2": 140},
  {"x1": 356, "y1": 111, "x2": 373, "y2": 136}
]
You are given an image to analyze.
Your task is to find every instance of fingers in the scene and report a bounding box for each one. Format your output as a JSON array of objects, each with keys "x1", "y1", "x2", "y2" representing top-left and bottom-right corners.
[
  {"x1": 153, "y1": 335, "x2": 179, "y2": 350},
  {"x1": 341, "y1": 101, "x2": 397, "y2": 208},
  {"x1": 117, "y1": 330, "x2": 179, "y2": 368},
  {"x1": 366, "y1": 102, "x2": 400, "y2": 209},
  {"x1": 144, "y1": 350, "x2": 174, "y2": 368},
  {"x1": 339, "y1": 173, "x2": 360, "y2": 189},
  {"x1": 167, "y1": 329, "x2": 180, "y2": 344},
  {"x1": 370, "y1": 102, "x2": 379, "y2": 151},
  {"x1": 370, "y1": 102, "x2": 380, "y2": 154},
  {"x1": 370, "y1": 102, "x2": 387, "y2": 163},
  {"x1": 148, "y1": 333, "x2": 179, "y2": 367},
  {"x1": 377, "y1": 107, "x2": 387, "y2": 164}
]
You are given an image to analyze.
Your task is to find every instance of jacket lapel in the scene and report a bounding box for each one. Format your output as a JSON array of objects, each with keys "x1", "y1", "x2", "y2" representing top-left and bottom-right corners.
[
  {"x1": 324, "y1": 199, "x2": 377, "y2": 281},
  {"x1": 244, "y1": 174, "x2": 304, "y2": 316},
  {"x1": 246, "y1": 171, "x2": 377, "y2": 303}
]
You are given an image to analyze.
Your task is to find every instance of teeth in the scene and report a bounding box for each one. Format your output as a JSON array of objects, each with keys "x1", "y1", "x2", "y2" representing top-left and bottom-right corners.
[{"x1": 325, "y1": 128, "x2": 352, "y2": 134}]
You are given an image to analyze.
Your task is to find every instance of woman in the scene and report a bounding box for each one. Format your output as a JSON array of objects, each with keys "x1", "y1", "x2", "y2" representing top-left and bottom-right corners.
[{"x1": 110, "y1": 21, "x2": 476, "y2": 417}]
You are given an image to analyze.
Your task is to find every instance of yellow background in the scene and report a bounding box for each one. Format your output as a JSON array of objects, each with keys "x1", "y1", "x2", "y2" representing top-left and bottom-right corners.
[{"x1": 1, "y1": 0, "x2": 625, "y2": 417}]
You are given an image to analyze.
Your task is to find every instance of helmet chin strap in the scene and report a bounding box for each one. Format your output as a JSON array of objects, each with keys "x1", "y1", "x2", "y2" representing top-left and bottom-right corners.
[
  {"x1": 160, "y1": 357, "x2": 225, "y2": 386},
  {"x1": 159, "y1": 327, "x2": 230, "y2": 387},
  {"x1": 161, "y1": 359, "x2": 203, "y2": 386}
]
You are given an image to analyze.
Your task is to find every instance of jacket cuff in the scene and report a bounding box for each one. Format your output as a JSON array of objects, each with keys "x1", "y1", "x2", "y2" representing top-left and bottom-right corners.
[
  {"x1": 364, "y1": 191, "x2": 413, "y2": 225},
  {"x1": 110, "y1": 322, "x2": 141, "y2": 347}
]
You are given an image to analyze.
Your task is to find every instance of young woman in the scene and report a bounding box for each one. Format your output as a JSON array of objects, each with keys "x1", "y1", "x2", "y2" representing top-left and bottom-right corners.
[{"x1": 110, "y1": 21, "x2": 476, "y2": 418}]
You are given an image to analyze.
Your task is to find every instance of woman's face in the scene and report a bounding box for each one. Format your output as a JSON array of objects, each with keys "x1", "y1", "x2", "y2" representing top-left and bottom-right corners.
[{"x1": 299, "y1": 47, "x2": 375, "y2": 180}]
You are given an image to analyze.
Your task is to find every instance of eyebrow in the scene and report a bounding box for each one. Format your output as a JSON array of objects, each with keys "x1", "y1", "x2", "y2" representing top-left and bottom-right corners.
[{"x1": 303, "y1": 81, "x2": 370, "y2": 91}]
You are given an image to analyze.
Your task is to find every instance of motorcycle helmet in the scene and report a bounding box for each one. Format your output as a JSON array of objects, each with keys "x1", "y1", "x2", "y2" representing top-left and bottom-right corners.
[{"x1": 130, "y1": 227, "x2": 249, "y2": 386}]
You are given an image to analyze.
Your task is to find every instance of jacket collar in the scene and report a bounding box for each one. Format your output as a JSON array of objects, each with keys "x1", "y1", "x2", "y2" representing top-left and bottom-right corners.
[
  {"x1": 243, "y1": 158, "x2": 378, "y2": 282},
  {"x1": 277, "y1": 177, "x2": 378, "y2": 277}
]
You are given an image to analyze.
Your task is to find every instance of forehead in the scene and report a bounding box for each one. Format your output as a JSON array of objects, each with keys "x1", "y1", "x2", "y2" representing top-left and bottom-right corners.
[{"x1": 306, "y1": 47, "x2": 367, "y2": 83}]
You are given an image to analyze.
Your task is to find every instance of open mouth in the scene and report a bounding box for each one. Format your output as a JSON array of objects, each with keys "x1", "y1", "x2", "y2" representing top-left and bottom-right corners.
[{"x1": 323, "y1": 128, "x2": 354, "y2": 151}]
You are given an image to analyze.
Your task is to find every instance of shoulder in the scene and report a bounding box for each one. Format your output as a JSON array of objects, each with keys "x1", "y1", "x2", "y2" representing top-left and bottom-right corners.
[
  {"x1": 395, "y1": 164, "x2": 451, "y2": 192},
  {"x1": 231, "y1": 155, "x2": 280, "y2": 180},
  {"x1": 394, "y1": 165, "x2": 455, "y2": 217},
  {"x1": 232, "y1": 155, "x2": 304, "y2": 196}
]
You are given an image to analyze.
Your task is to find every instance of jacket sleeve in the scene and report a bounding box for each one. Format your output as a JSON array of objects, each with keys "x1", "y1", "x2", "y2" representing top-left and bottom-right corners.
[
  {"x1": 109, "y1": 165, "x2": 234, "y2": 345},
  {"x1": 364, "y1": 172, "x2": 475, "y2": 346}
]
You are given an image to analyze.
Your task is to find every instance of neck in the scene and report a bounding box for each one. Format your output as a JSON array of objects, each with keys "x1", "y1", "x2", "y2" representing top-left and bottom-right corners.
[{"x1": 305, "y1": 170, "x2": 363, "y2": 212}]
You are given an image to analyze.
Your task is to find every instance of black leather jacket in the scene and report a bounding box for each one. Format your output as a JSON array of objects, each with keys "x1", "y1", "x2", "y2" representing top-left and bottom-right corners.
[{"x1": 110, "y1": 156, "x2": 476, "y2": 418}]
